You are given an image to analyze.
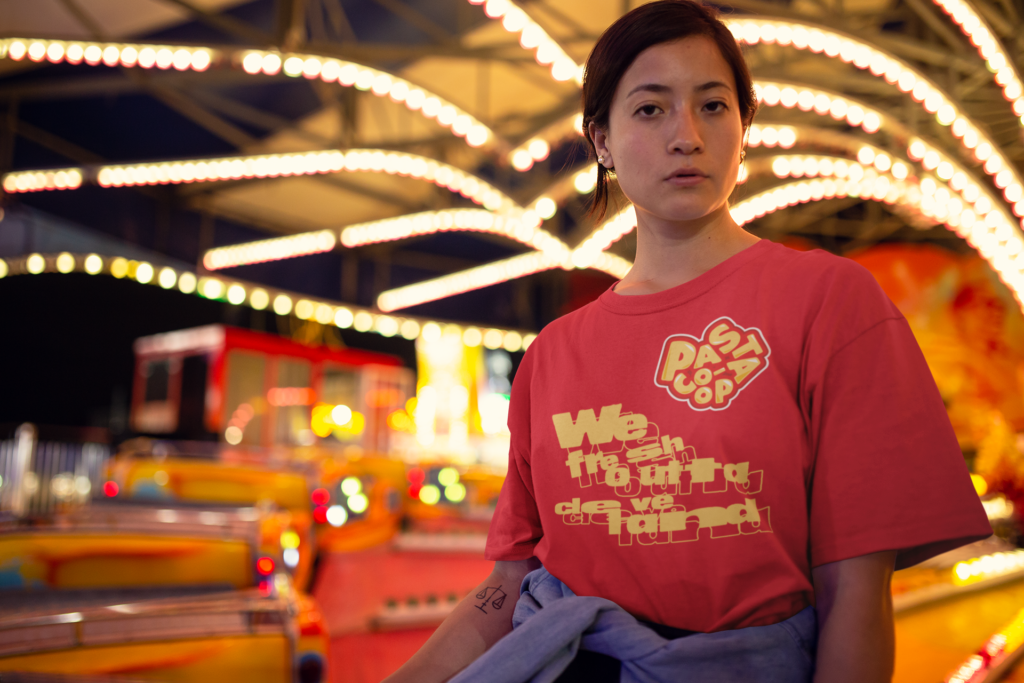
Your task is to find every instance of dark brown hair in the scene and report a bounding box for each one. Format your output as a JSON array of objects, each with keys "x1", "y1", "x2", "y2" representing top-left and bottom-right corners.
[{"x1": 582, "y1": 0, "x2": 758, "y2": 221}]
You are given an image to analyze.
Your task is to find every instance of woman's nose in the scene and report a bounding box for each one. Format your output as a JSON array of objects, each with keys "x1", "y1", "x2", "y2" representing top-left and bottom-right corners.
[{"x1": 667, "y1": 109, "x2": 703, "y2": 155}]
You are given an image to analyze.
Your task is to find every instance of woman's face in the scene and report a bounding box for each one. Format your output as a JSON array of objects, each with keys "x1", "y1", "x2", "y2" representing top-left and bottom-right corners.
[{"x1": 593, "y1": 36, "x2": 745, "y2": 226}]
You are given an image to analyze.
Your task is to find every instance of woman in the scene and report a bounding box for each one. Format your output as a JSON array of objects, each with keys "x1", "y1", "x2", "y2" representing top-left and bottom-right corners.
[{"x1": 385, "y1": 2, "x2": 991, "y2": 681}]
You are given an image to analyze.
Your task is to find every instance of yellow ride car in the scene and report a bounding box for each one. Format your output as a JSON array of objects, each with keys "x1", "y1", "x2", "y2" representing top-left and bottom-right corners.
[{"x1": 0, "y1": 500, "x2": 329, "y2": 683}]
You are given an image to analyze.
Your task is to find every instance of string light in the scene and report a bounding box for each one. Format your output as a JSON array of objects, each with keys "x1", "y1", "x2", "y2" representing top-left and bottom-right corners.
[
  {"x1": 203, "y1": 230, "x2": 337, "y2": 270},
  {"x1": 378, "y1": 250, "x2": 564, "y2": 311},
  {"x1": 730, "y1": 174, "x2": 1024, "y2": 304},
  {"x1": 929, "y1": 0, "x2": 1024, "y2": 125},
  {"x1": 952, "y1": 549, "x2": 1024, "y2": 585},
  {"x1": 375, "y1": 214, "x2": 635, "y2": 311},
  {"x1": 2, "y1": 168, "x2": 82, "y2": 193},
  {"x1": 756, "y1": 81, "x2": 885, "y2": 135},
  {"x1": 0, "y1": 39, "x2": 490, "y2": 150},
  {"x1": 340, "y1": 208, "x2": 565, "y2": 255},
  {"x1": 572, "y1": 206, "x2": 637, "y2": 270},
  {"x1": 0, "y1": 251, "x2": 538, "y2": 345},
  {"x1": 237, "y1": 49, "x2": 493, "y2": 148},
  {"x1": 4, "y1": 150, "x2": 517, "y2": 212},
  {"x1": 467, "y1": 0, "x2": 583, "y2": 86},
  {"x1": 736, "y1": 22, "x2": 1024, "y2": 224},
  {"x1": 470, "y1": 3, "x2": 1023, "y2": 223},
  {"x1": 0, "y1": 38, "x2": 211, "y2": 72}
]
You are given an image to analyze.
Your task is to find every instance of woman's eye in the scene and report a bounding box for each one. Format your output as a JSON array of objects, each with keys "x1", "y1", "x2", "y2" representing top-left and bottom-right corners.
[
  {"x1": 705, "y1": 101, "x2": 728, "y2": 113},
  {"x1": 635, "y1": 104, "x2": 660, "y2": 116}
]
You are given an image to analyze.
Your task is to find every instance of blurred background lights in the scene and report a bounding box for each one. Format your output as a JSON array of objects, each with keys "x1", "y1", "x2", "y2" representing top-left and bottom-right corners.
[
  {"x1": 332, "y1": 405, "x2": 354, "y2": 427},
  {"x1": 534, "y1": 197, "x2": 557, "y2": 219},
  {"x1": 282, "y1": 547, "x2": 300, "y2": 568},
  {"x1": 334, "y1": 307, "x2": 354, "y2": 328},
  {"x1": 418, "y1": 484, "x2": 441, "y2": 505},
  {"x1": 437, "y1": 467, "x2": 459, "y2": 487},
  {"x1": 26, "y1": 253, "x2": 45, "y2": 274},
  {"x1": 325, "y1": 505, "x2": 348, "y2": 527},
  {"x1": 202, "y1": 278, "x2": 223, "y2": 299},
  {"x1": 462, "y1": 327, "x2": 483, "y2": 347},
  {"x1": 135, "y1": 262, "x2": 153, "y2": 284},
  {"x1": 249, "y1": 288, "x2": 269, "y2": 310},
  {"x1": 280, "y1": 530, "x2": 300, "y2": 549},
  {"x1": 273, "y1": 294, "x2": 292, "y2": 315},
  {"x1": 158, "y1": 267, "x2": 177, "y2": 289},
  {"x1": 347, "y1": 493, "x2": 369, "y2": 513},
  {"x1": 444, "y1": 483, "x2": 466, "y2": 503},
  {"x1": 84, "y1": 254, "x2": 103, "y2": 274},
  {"x1": 177, "y1": 272, "x2": 197, "y2": 294},
  {"x1": 224, "y1": 426, "x2": 243, "y2": 445},
  {"x1": 400, "y1": 319, "x2": 420, "y2": 339},
  {"x1": 108, "y1": 258, "x2": 128, "y2": 279},
  {"x1": 353, "y1": 311, "x2": 373, "y2": 332},
  {"x1": 340, "y1": 476, "x2": 361, "y2": 497},
  {"x1": 56, "y1": 253, "x2": 75, "y2": 273}
]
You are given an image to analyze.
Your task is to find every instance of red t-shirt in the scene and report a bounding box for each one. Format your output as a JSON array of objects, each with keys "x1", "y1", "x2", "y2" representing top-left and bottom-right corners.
[{"x1": 485, "y1": 239, "x2": 991, "y2": 633}]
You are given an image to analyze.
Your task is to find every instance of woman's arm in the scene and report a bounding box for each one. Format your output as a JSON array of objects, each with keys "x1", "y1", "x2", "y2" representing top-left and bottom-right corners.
[
  {"x1": 812, "y1": 550, "x2": 897, "y2": 683},
  {"x1": 382, "y1": 557, "x2": 542, "y2": 683}
]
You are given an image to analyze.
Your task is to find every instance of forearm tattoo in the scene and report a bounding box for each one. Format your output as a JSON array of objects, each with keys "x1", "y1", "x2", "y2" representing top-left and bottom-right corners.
[{"x1": 474, "y1": 585, "x2": 507, "y2": 614}]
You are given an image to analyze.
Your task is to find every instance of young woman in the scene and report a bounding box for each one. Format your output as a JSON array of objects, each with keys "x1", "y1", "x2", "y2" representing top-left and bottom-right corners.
[{"x1": 385, "y1": 2, "x2": 991, "y2": 681}]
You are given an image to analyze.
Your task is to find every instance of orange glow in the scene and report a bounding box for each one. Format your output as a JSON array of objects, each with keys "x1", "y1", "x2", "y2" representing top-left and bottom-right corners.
[
  {"x1": 267, "y1": 387, "x2": 315, "y2": 406},
  {"x1": 367, "y1": 387, "x2": 403, "y2": 408}
]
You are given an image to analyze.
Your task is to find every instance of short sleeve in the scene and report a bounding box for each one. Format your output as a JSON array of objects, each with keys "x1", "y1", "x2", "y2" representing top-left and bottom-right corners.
[
  {"x1": 807, "y1": 316, "x2": 991, "y2": 570},
  {"x1": 484, "y1": 348, "x2": 543, "y2": 561}
]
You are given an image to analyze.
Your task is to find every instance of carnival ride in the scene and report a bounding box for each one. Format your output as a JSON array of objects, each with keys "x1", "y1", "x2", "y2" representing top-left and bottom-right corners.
[{"x1": 2, "y1": 0, "x2": 1024, "y2": 681}]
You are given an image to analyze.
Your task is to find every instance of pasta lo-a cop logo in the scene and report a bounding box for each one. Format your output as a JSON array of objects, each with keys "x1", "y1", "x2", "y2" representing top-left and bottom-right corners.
[{"x1": 654, "y1": 317, "x2": 770, "y2": 410}]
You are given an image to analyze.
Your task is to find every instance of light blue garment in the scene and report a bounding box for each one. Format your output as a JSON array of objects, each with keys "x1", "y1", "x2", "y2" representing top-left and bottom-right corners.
[{"x1": 450, "y1": 567, "x2": 817, "y2": 683}]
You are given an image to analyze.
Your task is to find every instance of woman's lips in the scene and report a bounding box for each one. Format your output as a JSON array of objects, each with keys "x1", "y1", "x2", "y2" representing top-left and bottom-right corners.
[{"x1": 666, "y1": 172, "x2": 707, "y2": 186}]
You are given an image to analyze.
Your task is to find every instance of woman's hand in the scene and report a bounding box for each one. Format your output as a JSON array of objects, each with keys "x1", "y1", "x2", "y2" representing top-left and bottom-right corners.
[
  {"x1": 382, "y1": 557, "x2": 541, "y2": 683},
  {"x1": 812, "y1": 550, "x2": 897, "y2": 683}
]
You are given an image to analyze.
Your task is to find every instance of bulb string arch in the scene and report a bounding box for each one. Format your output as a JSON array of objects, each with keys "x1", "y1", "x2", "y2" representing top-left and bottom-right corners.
[
  {"x1": 465, "y1": 1, "x2": 1024, "y2": 232},
  {"x1": 0, "y1": 38, "x2": 498, "y2": 152},
  {"x1": 0, "y1": 252, "x2": 537, "y2": 351}
]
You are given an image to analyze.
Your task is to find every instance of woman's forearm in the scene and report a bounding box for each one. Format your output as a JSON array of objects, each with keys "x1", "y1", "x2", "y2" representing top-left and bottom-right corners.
[
  {"x1": 812, "y1": 550, "x2": 897, "y2": 683},
  {"x1": 383, "y1": 557, "x2": 541, "y2": 683}
]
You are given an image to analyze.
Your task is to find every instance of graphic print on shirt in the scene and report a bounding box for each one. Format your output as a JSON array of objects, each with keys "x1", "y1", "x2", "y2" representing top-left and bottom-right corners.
[
  {"x1": 551, "y1": 403, "x2": 772, "y2": 546},
  {"x1": 654, "y1": 317, "x2": 771, "y2": 411}
]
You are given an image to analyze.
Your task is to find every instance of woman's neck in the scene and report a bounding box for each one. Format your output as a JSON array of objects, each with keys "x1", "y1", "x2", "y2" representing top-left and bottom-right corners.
[{"x1": 613, "y1": 204, "x2": 760, "y2": 296}]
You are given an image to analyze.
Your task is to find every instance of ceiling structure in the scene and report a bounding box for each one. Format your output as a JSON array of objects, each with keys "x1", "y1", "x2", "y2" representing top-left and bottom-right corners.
[{"x1": 1, "y1": 0, "x2": 1023, "y2": 335}]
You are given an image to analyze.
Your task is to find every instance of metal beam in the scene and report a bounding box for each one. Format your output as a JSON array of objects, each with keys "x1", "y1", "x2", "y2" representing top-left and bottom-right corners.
[
  {"x1": 13, "y1": 119, "x2": 104, "y2": 164},
  {"x1": 901, "y1": 0, "x2": 972, "y2": 55},
  {"x1": 530, "y1": 0, "x2": 597, "y2": 41},
  {"x1": 145, "y1": 84, "x2": 258, "y2": 149},
  {"x1": 55, "y1": 0, "x2": 107, "y2": 40},
  {"x1": 276, "y1": 0, "x2": 296, "y2": 46},
  {"x1": 155, "y1": 0, "x2": 275, "y2": 45},
  {"x1": 188, "y1": 89, "x2": 336, "y2": 148},
  {"x1": 370, "y1": 0, "x2": 457, "y2": 45},
  {"x1": 322, "y1": 0, "x2": 358, "y2": 42}
]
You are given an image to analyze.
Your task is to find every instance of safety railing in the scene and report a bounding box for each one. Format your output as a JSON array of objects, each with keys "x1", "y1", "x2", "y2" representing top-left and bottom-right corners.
[{"x1": 0, "y1": 423, "x2": 110, "y2": 518}]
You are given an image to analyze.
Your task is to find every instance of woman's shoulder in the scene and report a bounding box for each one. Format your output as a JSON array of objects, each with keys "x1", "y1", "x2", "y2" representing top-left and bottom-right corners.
[
  {"x1": 759, "y1": 242, "x2": 895, "y2": 310},
  {"x1": 761, "y1": 241, "x2": 877, "y2": 285}
]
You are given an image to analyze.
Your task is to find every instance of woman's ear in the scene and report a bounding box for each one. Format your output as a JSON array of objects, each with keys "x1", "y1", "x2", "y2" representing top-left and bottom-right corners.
[{"x1": 589, "y1": 121, "x2": 612, "y2": 168}]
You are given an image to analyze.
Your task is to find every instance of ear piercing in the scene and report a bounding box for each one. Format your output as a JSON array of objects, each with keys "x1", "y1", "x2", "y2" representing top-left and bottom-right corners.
[
  {"x1": 598, "y1": 155, "x2": 605, "y2": 164},
  {"x1": 740, "y1": 150, "x2": 746, "y2": 162}
]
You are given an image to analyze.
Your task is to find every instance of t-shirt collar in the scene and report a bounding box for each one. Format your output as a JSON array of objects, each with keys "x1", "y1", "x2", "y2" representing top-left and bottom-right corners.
[{"x1": 598, "y1": 239, "x2": 774, "y2": 315}]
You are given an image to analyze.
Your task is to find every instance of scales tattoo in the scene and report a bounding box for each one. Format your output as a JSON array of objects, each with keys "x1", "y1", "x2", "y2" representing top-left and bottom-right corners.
[{"x1": 474, "y1": 585, "x2": 507, "y2": 614}]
